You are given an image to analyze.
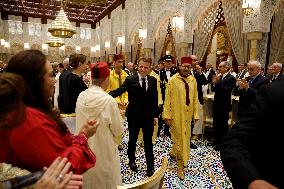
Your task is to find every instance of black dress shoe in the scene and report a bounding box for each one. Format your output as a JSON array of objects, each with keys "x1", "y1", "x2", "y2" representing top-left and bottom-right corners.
[
  {"x1": 129, "y1": 162, "x2": 138, "y2": 172},
  {"x1": 147, "y1": 169, "x2": 155, "y2": 177},
  {"x1": 190, "y1": 142, "x2": 198, "y2": 149},
  {"x1": 118, "y1": 144, "x2": 123, "y2": 150}
]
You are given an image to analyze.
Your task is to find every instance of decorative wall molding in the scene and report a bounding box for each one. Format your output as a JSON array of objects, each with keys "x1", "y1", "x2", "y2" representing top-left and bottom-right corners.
[{"x1": 0, "y1": 0, "x2": 275, "y2": 64}]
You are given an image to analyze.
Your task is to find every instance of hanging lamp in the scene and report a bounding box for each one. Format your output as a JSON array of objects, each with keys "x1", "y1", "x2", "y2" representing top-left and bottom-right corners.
[
  {"x1": 46, "y1": 36, "x2": 65, "y2": 47},
  {"x1": 48, "y1": 3, "x2": 76, "y2": 38}
]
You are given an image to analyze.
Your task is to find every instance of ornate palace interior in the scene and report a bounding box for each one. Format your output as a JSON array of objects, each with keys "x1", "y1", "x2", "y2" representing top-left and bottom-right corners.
[{"x1": 1, "y1": 0, "x2": 284, "y2": 188}]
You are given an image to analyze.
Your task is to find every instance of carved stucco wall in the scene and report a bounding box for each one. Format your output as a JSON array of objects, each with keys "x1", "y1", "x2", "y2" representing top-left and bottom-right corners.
[
  {"x1": 0, "y1": 0, "x2": 276, "y2": 64},
  {"x1": 243, "y1": 0, "x2": 275, "y2": 33},
  {"x1": 0, "y1": 14, "x2": 96, "y2": 62},
  {"x1": 256, "y1": 32, "x2": 269, "y2": 66}
]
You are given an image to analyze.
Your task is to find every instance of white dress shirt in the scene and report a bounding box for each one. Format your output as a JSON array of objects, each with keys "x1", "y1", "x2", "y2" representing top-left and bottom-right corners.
[{"x1": 138, "y1": 73, "x2": 148, "y2": 91}]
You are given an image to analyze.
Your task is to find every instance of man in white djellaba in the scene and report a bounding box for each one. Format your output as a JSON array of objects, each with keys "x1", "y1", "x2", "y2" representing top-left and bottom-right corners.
[{"x1": 76, "y1": 62, "x2": 123, "y2": 189}]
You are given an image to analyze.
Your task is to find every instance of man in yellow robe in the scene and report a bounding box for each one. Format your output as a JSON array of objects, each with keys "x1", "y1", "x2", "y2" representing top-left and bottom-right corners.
[
  {"x1": 106, "y1": 54, "x2": 128, "y2": 105},
  {"x1": 106, "y1": 54, "x2": 128, "y2": 146},
  {"x1": 164, "y1": 56, "x2": 199, "y2": 180}
]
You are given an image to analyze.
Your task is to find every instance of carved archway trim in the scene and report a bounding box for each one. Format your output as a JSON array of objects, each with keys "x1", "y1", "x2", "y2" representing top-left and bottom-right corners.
[
  {"x1": 151, "y1": 9, "x2": 176, "y2": 41},
  {"x1": 192, "y1": 0, "x2": 220, "y2": 31}
]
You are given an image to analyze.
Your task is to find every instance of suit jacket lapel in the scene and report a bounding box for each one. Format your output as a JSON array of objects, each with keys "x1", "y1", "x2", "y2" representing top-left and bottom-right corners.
[
  {"x1": 147, "y1": 76, "x2": 152, "y2": 92},
  {"x1": 222, "y1": 74, "x2": 229, "y2": 82},
  {"x1": 250, "y1": 74, "x2": 260, "y2": 87}
]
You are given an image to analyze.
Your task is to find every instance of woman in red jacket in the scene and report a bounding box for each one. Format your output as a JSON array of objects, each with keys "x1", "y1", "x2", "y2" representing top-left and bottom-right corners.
[{"x1": 0, "y1": 50, "x2": 99, "y2": 174}]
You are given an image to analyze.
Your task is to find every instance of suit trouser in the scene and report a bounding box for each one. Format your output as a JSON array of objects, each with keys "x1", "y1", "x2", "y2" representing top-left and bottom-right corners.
[
  {"x1": 213, "y1": 109, "x2": 229, "y2": 146},
  {"x1": 157, "y1": 104, "x2": 170, "y2": 136},
  {"x1": 128, "y1": 118, "x2": 154, "y2": 171}
]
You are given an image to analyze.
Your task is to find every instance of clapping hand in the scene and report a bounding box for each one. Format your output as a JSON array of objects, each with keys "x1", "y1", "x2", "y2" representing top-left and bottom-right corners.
[
  {"x1": 238, "y1": 79, "x2": 249, "y2": 90},
  {"x1": 32, "y1": 157, "x2": 83, "y2": 189},
  {"x1": 212, "y1": 75, "x2": 221, "y2": 85}
]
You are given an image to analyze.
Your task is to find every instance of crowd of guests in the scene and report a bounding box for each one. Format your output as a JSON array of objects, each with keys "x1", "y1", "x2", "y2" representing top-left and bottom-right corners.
[{"x1": 0, "y1": 49, "x2": 283, "y2": 189}]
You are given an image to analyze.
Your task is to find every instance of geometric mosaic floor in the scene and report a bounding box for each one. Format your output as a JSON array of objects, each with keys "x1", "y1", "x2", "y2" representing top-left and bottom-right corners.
[{"x1": 119, "y1": 121, "x2": 233, "y2": 189}]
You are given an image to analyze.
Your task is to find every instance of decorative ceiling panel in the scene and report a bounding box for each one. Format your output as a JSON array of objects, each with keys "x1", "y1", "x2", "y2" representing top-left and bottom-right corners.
[{"x1": 0, "y1": 0, "x2": 120, "y2": 26}]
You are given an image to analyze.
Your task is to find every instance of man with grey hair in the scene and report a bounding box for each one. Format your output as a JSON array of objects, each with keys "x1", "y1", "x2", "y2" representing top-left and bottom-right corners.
[
  {"x1": 271, "y1": 62, "x2": 284, "y2": 82},
  {"x1": 125, "y1": 62, "x2": 135, "y2": 76},
  {"x1": 62, "y1": 58, "x2": 70, "y2": 70},
  {"x1": 236, "y1": 60, "x2": 269, "y2": 118},
  {"x1": 211, "y1": 61, "x2": 236, "y2": 150}
]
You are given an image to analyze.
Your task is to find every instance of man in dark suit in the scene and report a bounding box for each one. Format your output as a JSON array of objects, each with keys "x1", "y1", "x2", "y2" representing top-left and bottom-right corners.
[
  {"x1": 58, "y1": 57, "x2": 72, "y2": 112},
  {"x1": 109, "y1": 58, "x2": 158, "y2": 177},
  {"x1": 205, "y1": 63, "x2": 216, "y2": 94},
  {"x1": 205, "y1": 63, "x2": 215, "y2": 83},
  {"x1": 189, "y1": 55, "x2": 208, "y2": 144},
  {"x1": 157, "y1": 55, "x2": 177, "y2": 137},
  {"x1": 236, "y1": 60, "x2": 269, "y2": 118},
  {"x1": 212, "y1": 61, "x2": 236, "y2": 149},
  {"x1": 220, "y1": 80, "x2": 284, "y2": 189},
  {"x1": 190, "y1": 55, "x2": 208, "y2": 107},
  {"x1": 124, "y1": 62, "x2": 136, "y2": 76},
  {"x1": 236, "y1": 63, "x2": 248, "y2": 80},
  {"x1": 270, "y1": 62, "x2": 284, "y2": 82}
]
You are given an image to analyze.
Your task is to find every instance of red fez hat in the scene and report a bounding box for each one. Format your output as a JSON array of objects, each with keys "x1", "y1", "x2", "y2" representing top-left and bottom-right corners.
[
  {"x1": 90, "y1": 62, "x2": 110, "y2": 79},
  {"x1": 181, "y1": 57, "x2": 193, "y2": 64},
  {"x1": 114, "y1": 54, "x2": 124, "y2": 61}
]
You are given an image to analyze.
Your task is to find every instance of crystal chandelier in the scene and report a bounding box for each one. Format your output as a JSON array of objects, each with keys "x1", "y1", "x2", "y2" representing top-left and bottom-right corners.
[
  {"x1": 46, "y1": 36, "x2": 65, "y2": 47},
  {"x1": 48, "y1": 6, "x2": 76, "y2": 38},
  {"x1": 242, "y1": 0, "x2": 254, "y2": 16},
  {"x1": 172, "y1": 15, "x2": 184, "y2": 32}
]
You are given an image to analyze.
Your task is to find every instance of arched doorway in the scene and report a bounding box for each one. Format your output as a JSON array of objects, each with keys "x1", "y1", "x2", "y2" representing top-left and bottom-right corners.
[{"x1": 201, "y1": 1, "x2": 238, "y2": 71}]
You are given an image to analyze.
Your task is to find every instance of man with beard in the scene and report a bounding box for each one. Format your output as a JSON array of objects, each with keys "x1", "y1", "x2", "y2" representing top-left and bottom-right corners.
[{"x1": 164, "y1": 57, "x2": 199, "y2": 179}]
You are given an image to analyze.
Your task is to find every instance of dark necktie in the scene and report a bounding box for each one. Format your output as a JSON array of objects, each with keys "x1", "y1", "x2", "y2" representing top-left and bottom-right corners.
[
  {"x1": 181, "y1": 78, "x2": 190, "y2": 106},
  {"x1": 141, "y1": 77, "x2": 146, "y2": 91}
]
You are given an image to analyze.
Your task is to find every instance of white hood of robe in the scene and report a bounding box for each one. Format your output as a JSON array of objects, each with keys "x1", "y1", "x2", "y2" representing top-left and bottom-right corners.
[{"x1": 76, "y1": 86, "x2": 108, "y2": 120}]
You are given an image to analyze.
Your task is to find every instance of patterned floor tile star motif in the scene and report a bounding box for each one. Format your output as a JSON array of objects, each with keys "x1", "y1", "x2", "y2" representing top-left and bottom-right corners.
[{"x1": 119, "y1": 120, "x2": 233, "y2": 189}]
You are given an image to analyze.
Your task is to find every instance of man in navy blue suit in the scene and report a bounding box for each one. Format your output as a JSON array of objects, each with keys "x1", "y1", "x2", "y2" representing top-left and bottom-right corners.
[
  {"x1": 211, "y1": 61, "x2": 236, "y2": 148},
  {"x1": 236, "y1": 60, "x2": 269, "y2": 118},
  {"x1": 221, "y1": 79, "x2": 284, "y2": 189}
]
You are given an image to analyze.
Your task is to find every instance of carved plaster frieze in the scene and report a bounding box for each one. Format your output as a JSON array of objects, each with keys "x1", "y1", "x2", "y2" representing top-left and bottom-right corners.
[{"x1": 243, "y1": 0, "x2": 274, "y2": 33}]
